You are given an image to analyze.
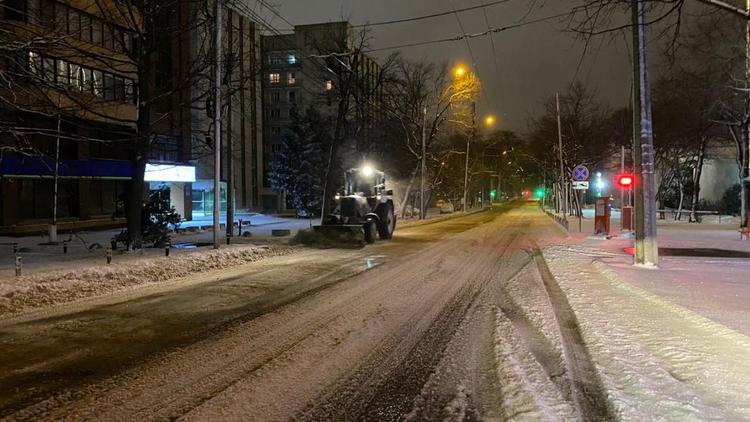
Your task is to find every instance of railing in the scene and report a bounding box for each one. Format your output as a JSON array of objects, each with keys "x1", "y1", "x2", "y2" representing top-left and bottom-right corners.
[
  {"x1": 656, "y1": 209, "x2": 722, "y2": 223},
  {"x1": 542, "y1": 207, "x2": 569, "y2": 231}
]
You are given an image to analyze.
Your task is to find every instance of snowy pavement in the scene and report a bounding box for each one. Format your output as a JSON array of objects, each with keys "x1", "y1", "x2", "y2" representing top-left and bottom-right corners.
[{"x1": 1, "y1": 202, "x2": 749, "y2": 420}]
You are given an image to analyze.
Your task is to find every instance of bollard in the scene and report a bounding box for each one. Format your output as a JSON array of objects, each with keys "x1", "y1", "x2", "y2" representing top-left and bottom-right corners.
[
  {"x1": 165, "y1": 242, "x2": 170, "y2": 257},
  {"x1": 238, "y1": 219, "x2": 243, "y2": 236},
  {"x1": 106, "y1": 247, "x2": 112, "y2": 264},
  {"x1": 63, "y1": 242, "x2": 68, "y2": 254},
  {"x1": 15, "y1": 255, "x2": 22, "y2": 277}
]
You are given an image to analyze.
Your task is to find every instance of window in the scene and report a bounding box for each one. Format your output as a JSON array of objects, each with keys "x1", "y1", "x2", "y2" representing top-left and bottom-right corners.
[
  {"x1": 40, "y1": 57, "x2": 54, "y2": 82},
  {"x1": 80, "y1": 14, "x2": 92, "y2": 43},
  {"x1": 325, "y1": 80, "x2": 333, "y2": 91},
  {"x1": 113, "y1": 28, "x2": 124, "y2": 53},
  {"x1": 68, "y1": 8, "x2": 80, "y2": 37},
  {"x1": 269, "y1": 55, "x2": 283, "y2": 65},
  {"x1": 27, "y1": 0, "x2": 42, "y2": 24},
  {"x1": 69, "y1": 63, "x2": 81, "y2": 90},
  {"x1": 27, "y1": 51, "x2": 42, "y2": 76},
  {"x1": 82, "y1": 67, "x2": 93, "y2": 93},
  {"x1": 114, "y1": 76, "x2": 125, "y2": 101},
  {"x1": 103, "y1": 23, "x2": 114, "y2": 50},
  {"x1": 270, "y1": 109, "x2": 280, "y2": 118},
  {"x1": 269, "y1": 73, "x2": 280, "y2": 84},
  {"x1": 92, "y1": 69, "x2": 103, "y2": 97},
  {"x1": 55, "y1": 4, "x2": 67, "y2": 32},
  {"x1": 40, "y1": 0, "x2": 54, "y2": 25},
  {"x1": 56, "y1": 60, "x2": 69, "y2": 85},
  {"x1": 271, "y1": 92, "x2": 280, "y2": 103},
  {"x1": 287, "y1": 54, "x2": 297, "y2": 64},
  {"x1": 92, "y1": 20, "x2": 102, "y2": 45},
  {"x1": 123, "y1": 33, "x2": 133, "y2": 53},
  {"x1": 103, "y1": 73, "x2": 115, "y2": 100},
  {"x1": 270, "y1": 127, "x2": 281, "y2": 135},
  {"x1": 289, "y1": 91, "x2": 296, "y2": 103},
  {"x1": 125, "y1": 79, "x2": 135, "y2": 103},
  {"x1": 287, "y1": 72, "x2": 296, "y2": 85}
]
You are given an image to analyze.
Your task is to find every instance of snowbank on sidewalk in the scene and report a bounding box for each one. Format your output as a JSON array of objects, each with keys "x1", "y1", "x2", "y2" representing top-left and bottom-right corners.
[{"x1": 0, "y1": 245, "x2": 298, "y2": 318}]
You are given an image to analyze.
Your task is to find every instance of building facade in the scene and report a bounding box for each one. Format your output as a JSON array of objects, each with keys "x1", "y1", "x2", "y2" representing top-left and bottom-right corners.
[
  {"x1": 0, "y1": 0, "x2": 142, "y2": 234},
  {"x1": 0, "y1": 0, "x2": 265, "y2": 234},
  {"x1": 261, "y1": 22, "x2": 384, "y2": 212}
]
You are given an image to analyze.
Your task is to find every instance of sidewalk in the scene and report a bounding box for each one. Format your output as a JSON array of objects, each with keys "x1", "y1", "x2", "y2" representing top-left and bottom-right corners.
[{"x1": 542, "y1": 205, "x2": 750, "y2": 336}]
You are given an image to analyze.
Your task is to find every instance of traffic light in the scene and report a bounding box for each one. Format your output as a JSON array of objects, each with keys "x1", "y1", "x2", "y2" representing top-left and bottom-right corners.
[
  {"x1": 617, "y1": 174, "x2": 634, "y2": 188},
  {"x1": 534, "y1": 188, "x2": 545, "y2": 199},
  {"x1": 490, "y1": 190, "x2": 497, "y2": 199}
]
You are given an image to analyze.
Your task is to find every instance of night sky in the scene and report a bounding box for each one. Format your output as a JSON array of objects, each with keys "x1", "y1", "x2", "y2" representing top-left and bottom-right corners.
[{"x1": 255, "y1": 0, "x2": 634, "y2": 132}]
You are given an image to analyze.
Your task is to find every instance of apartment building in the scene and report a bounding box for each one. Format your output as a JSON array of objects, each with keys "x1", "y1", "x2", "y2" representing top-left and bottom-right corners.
[
  {"x1": 0, "y1": 0, "x2": 142, "y2": 234},
  {"x1": 261, "y1": 21, "x2": 384, "y2": 211},
  {"x1": 0, "y1": 0, "x2": 265, "y2": 234}
]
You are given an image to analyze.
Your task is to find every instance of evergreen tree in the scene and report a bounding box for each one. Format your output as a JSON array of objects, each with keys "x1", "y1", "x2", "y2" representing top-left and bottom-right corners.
[{"x1": 269, "y1": 107, "x2": 330, "y2": 216}]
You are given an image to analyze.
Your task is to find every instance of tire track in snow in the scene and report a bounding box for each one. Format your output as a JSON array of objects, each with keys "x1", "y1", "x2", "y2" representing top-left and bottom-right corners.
[{"x1": 532, "y1": 246, "x2": 617, "y2": 421}]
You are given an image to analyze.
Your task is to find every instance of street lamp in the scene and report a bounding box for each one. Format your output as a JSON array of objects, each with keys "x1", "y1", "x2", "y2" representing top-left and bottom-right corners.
[
  {"x1": 454, "y1": 65, "x2": 467, "y2": 79},
  {"x1": 485, "y1": 115, "x2": 496, "y2": 127}
]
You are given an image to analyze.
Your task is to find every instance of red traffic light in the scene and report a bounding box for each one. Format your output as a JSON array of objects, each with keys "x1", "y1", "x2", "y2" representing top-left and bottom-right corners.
[{"x1": 617, "y1": 174, "x2": 634, "y2": 188}]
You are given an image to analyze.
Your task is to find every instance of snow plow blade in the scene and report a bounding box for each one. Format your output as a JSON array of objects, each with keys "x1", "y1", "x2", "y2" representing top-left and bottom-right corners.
[{"x1": 291, "y1": 225, "x2": 366, "y2": 248}]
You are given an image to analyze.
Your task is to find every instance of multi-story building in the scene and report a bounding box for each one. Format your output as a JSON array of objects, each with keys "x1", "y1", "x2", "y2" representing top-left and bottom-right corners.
[
  {"x1": 261, "y1": 21, "x2": 384, "y2": 211},
  {"x1": 0, "y1": 0, "x2": 265, "y2": 234},
  {"x1": 0, "y1": 0, "x2": 142, "y2": 234}
]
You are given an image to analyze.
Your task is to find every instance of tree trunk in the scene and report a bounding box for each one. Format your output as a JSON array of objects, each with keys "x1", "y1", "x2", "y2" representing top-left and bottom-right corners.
[
  {"x1": 398, "y1": 166, "x2": 419, "y2": 219},
  {"x1": 690, "y1": 137, "x2": 707, "y2": 223},
  {"x1": 320, "y1": 96, "x2": 348, "y2": 219},
  {"x1": 742, "y1": 113, "x2": 750, "y2": 226},
  {"x1": 126, "y1": 50, "x2": 156, "y2": 250},
  {"x1": 676, "y1": 181, "x2": 684, "y2": 221}
]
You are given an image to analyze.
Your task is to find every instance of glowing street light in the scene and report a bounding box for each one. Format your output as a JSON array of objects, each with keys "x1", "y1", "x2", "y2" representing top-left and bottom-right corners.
[
  {"x1": 454, "y1": 65, "x2": 467, "y2": 78},
  {"x1": 485, "y1": 115, "x2": 496, "y2": 127}
]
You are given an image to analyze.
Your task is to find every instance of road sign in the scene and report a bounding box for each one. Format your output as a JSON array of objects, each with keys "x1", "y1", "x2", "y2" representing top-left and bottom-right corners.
[
  {"x1": 572, "y1": 181, "x2": 589, "y2": 190},
  {"x1": 572, "y1": 164, "x2": 590, "y2": 181}
]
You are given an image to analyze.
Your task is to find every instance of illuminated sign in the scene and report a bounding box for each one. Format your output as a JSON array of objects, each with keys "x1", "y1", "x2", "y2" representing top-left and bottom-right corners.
[{"x1": 144, "y1": 163, "x2": 196, "y2": 182}]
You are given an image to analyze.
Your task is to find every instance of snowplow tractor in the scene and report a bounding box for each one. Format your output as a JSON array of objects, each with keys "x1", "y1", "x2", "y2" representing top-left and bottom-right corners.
[{"x1": 316, "y1": 166, "x2": 396, "y2": 245}]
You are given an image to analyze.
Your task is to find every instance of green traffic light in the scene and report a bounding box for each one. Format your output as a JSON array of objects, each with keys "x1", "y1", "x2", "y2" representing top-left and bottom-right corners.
[
  {"x1": 490, "y1": 190, "x2": 497, "y2": 198},
  {"x1": 534, "y1": 188, "x2": 545, "y2": 199}
]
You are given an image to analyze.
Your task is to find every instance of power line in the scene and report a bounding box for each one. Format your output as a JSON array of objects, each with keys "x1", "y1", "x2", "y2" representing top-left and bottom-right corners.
[
  {"x1": 364, "y1": 10, "x2": 577, "y2": 53},
  {"x1": 248, "y1": 0, "x2": 514, "y2": 32},
  {"x1": 448, "y1": 0, "x2": 494, "y2": 111}
]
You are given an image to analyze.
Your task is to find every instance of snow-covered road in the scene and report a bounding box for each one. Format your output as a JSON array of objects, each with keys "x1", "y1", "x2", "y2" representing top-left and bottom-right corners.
[{"x1": 1, "y1": 202, "x2": 748, "y2": 421}]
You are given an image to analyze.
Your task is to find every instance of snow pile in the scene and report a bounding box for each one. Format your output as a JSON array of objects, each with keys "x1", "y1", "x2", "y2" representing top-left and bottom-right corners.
[{"x1": 0, "y1": 245, "x2": 299, "y2": 318}]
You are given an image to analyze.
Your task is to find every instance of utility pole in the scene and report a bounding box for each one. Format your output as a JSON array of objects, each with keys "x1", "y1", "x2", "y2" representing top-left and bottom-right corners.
[
  {"x1": 556, "y1": 92, "x2": 567, "y2": 221},
  {"x1": 621, "y1": 144, "x2": 626, "y2": 208},
  {"x1": 463, "y1": 102, "x2": 475, "y2": 212},
  {"x1": 632, "y1": 0, "x2": 658, "y2": 266},
  {"x1": 50, "y1": 111, "x2": 61, "y2": 243},
  {"x1": 226, "y1": 11, "x2": 234, "y2": 244},
  {"x1": 213, "y1": 0, "x2": 222, "y2": 249},
  {"x1": 420, "y1": 105, "x2": 427, "y2": 219}
]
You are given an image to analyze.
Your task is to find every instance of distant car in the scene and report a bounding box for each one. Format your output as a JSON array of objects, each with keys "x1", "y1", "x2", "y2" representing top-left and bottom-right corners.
[{"x1": 439, "y1": 201, "x2": 455, "y2": 214}]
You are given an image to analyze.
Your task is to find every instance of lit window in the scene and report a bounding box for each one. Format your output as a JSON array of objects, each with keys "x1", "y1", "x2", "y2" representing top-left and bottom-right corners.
[
  {"x1": 92, "y1": 70, "x2": 104, "y2": 97},
  {"x1": 56, "y1": 59, "x2": 69, "y2": 85},
  {"x1": 287, "y1": 54, "x2": 296, "y2": 64},
  {"x1": 325, "y1": 80, "x2": 333, "y2": 91},
  {"x1": 269, "y1": 73, "x2": 280, "y2": 84},
  {"x1": 27, "y1": 51, "x2": 41, "y2": 76},
  {"x1": 69, "y1": 63, "x2": 82, "y2": 90},
  {"x1": 287, "y1": 72, "x2": 296, "y2": 85}
]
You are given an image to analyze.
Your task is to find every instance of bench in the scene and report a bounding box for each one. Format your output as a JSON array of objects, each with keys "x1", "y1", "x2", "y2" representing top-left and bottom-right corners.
[{"x1": 740, "y1": 217, "x2": 750, "y2": 240}]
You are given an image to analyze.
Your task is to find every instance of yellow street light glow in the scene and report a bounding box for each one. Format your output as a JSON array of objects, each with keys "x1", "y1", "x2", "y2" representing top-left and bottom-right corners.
[
  {"x1": 454, "y1": 65, "x2": 467, "y2": 78},
  {"x1": 485, "y1": 115, "x2": 496, "y2": 127}
]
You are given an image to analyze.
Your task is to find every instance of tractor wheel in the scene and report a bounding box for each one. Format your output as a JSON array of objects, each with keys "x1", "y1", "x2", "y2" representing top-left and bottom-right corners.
[
  {"x1": 364, "y1": 220, "x2": 377, "y2": 244},
  {"x1": 377, "y1": 203, "x2": 395, "y2": 240}
]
